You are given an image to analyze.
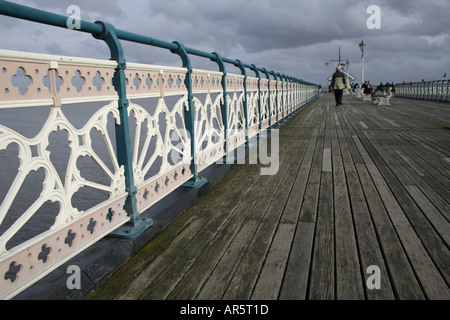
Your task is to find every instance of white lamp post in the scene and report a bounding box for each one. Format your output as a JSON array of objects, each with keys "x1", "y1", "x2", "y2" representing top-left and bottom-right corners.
[{"x1": 359, "y1": 40, "x2": 366, "y2": 85}]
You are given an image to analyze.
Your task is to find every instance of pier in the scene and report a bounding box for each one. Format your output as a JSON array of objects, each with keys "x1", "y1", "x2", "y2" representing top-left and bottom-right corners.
[
  {"x1": 87, "y1": 93, "x2": 450, "y2": 300},
  {"x1": 0, "y1": 2, "x2": 449, "y2": 301}
]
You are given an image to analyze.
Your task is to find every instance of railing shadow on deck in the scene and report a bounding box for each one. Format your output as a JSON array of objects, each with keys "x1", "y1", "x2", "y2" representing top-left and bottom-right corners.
[{"x1": 0, "y1": 2, "x2": 318, "y2": 299}]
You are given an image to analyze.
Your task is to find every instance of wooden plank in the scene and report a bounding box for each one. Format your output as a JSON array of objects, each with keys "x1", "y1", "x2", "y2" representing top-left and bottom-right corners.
[
  {"x1": 117, "y1": 163, "x2": 263, "y2": 299},
  {"x1": 332, "y1": 108, "x2": 365, "y2": 300},
  {"x1": 396, "y1": 131, "x2": 450, "y2": 187},
  {"x1": 322, "y1": 148, "x2": 332, "y2": 172},
  {"x1": 337, "y1": 109, "x2": 397, "y2": 300},
  {"x1": 355, "y1": 129, "x2": 450, "y2": 289},
  {"x1": 236, "y1": 155, "x2": 304, "y2": 300},
  {"x1": 352, "y1": 163, "x2": 424, "y2": 299},
  {"x1": 307, "y1": 171, "x2": 334, "y2": 299},
  {"x1": 279, "y1": 222, "x2": 315, "y2": 299},
  {"x1": 87, "y1": 162, "x2": 254, "y2": 300},
  {"x1": 282, "y1": 122, "x2": 325, "y2": 298},
  {"x1": 308, "y1": 109, "x2": 335, "y2": 300},
  {"x1": 298, "y1": 123, "x2": 325, "y2": 224},
  {"x1": 251, "y1": 223, "x2": 297, "y2": 299},
  {"x1": 405, "y1": 185, "x2": 450, "y2": 246},
  {"x1": 366, "y1": 129, "x2": 450, "y2": 245},
  {"x1": 338, "y1": 105, "x2": 436, "y2": 299},
  {"x1": 136, "y1": 162, "x2": 267, "y2": 299},
  {"x1": 383, "y1": 142, "x2": 450, "y2": 221},
  {"x1": 350, "y1": 127, "x2": 450, "y2": 299},
  {"x1": 192, "y1": 220, "x2": 259, "y2": 300},
  {"x1": 169, "y1": 154, "x2": 283, "y2": 299},
  {"x1": 278, "y1": 126, "x2": 320, "y2": 299},
  {"x1": 223, "y1": 107, "x2": 323, "y2": 300},
  {"x1": 397, "y1": 129, "x2": 450, "y2": 175},
  {"x1": 164, "y1": 121, "x2": 304, "y2": 299},
  {"x1": 218, "y1": 197, "x2": 287, "y2": 300}
]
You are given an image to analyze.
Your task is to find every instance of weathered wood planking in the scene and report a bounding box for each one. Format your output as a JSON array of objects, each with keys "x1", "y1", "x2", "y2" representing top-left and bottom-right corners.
[{"x1": 87, "y1": 93, "x2": 450, "y2": 300}]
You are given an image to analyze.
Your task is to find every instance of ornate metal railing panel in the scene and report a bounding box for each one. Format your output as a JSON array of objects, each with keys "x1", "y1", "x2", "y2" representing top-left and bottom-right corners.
[
  {"x1": 246, "y1": 77, "x2": 260, "y2": 139},
  {"x1": 395, "y1": 80, "x2": 450, "y2": 102},
  {"x1": 0, "y1": 50, "x2": 130, "y2": 299},
  {"x1": 0, "y1": 1, "x2": 318, "y2": 299}
]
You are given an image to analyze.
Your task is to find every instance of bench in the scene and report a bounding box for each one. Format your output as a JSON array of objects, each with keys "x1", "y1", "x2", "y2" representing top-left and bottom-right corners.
[{"x1": 374, "y1": 87, "x2": 393, "y2": 106}]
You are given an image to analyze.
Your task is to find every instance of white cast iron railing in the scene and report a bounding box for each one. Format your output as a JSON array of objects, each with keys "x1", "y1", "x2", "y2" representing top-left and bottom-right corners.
[
  {"x1": 0, "y1": 2, "x2": 318, "y2": 299},
  {"x1": 395, "y1": 80, "x2": 450, "y2": 102}
]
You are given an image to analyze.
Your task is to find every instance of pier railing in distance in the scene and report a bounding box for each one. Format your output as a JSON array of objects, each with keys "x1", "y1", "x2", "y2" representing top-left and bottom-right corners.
[
  {"x1": 0, "y1": 1, "x2": 318, "y2": 299},
  {"x1": 395, "y1": 80, "x2": 450, "y2": 102}
]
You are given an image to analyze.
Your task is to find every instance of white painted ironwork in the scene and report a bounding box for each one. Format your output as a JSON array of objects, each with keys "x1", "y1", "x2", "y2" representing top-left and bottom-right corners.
[
  {"x1": 0, "y1": 49, "x2": 318, "y2": 299},
  {"x1": 395, "y1": 80, "x2": 449, "y2": 102}
]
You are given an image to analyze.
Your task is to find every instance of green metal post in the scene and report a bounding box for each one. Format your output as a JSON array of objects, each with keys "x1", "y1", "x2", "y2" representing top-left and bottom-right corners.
[
  {"x1": 93, "y1": 21, "x2": 153, "y2": 238},
  {"x1": 261, "y1": 68, "x2": 272, "y2": 128},
  {"x1": 251, "y1": 65, "x2": 262, "y2": 130},
  {"x1": 236, "y1": 60, "x2": 249, "y2": 143},
  {"x1": 171, "y1": 41, "x2": 207, "y2": 188},
  {"x1": 211, "y1": 52, "x2": 232, "y2": 162},
  {"x1": 279, "y1": 73, "x2": 287, "y2": 122},
  {"x1": 269, "y1": 71, "x2": 279, "y2": 124}
]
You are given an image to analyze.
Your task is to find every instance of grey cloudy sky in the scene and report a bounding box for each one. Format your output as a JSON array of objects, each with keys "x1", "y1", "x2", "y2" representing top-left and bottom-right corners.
[{"x1": 1, "y1": 0, "x2": 449, "y2": 86}]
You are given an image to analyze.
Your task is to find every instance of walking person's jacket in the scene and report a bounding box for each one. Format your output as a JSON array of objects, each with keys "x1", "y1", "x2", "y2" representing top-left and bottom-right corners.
[{"x1": 331, "y1": 69, "x2": 347, "y2": 90}]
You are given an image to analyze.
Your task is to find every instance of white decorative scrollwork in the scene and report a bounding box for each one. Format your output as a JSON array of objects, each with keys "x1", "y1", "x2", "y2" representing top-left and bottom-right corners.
[
  {"x1": 129, "y1": 96, "x2": 194, "y2": 212},
  {"x1": 129, "y1": 97, "x2": 190, "y2": 186},
  {"x1": 246, "y1": 88, "x2": 260, "y2": 138},
  {"x1": 193, "y1": 93, "x2": 225, "y2": 171},
  {"x1": 0, "y1": 101, "x2": 126, "y2": 256}
]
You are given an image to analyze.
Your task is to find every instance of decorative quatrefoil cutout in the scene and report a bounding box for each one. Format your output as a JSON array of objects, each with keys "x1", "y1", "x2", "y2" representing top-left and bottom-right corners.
[
  {"x1": 4, "y1": 261, "x2": 22, "y2": 283},
  {"x1": 87, "y1": 218, "x2": 97, "y2": 234},
  {"x1": 38, "y1": 244, "x2": 51, "y2": 263},
  {"x1": 11, "y1": 67, "x2": 32, "y2": 95},
  {"x1": 64, "y1": 230, "x2": 76, "y2": 247}
]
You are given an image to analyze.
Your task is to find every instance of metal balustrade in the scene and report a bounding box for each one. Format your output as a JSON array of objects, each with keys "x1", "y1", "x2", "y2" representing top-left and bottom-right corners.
[
  {"x1": 395, "y1": 80, "x2": 450, "y2": 102},
  {"x1": 0, "y1": 1, "x2": 318, "y2": 299}
]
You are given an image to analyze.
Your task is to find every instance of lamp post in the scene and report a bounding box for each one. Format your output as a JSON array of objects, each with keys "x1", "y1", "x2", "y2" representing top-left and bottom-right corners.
[{"x1": 359, "y1": 40, "x2": 366, "y2": 85}]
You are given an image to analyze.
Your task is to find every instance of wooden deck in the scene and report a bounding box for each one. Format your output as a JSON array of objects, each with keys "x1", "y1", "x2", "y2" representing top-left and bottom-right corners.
[{"x1": 87, "y1": 93, "x2": 450, "y2": 300}]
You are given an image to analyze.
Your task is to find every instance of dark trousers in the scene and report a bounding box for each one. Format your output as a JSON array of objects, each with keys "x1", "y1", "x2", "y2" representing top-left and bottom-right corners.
[{"x1": 334, "y1": 89, "x2": 343, "y2": 105}]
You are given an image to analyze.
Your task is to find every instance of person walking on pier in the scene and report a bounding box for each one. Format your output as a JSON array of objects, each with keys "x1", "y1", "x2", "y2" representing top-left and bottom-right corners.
[{"x1": 331, "y1": 66, "x2": 347, "y2": 106}]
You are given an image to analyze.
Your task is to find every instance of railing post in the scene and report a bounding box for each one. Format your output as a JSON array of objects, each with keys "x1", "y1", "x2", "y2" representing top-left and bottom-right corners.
[
  {"x1": 92, "y1": 21, "x2": 153, "y2": 238},
  {"x1": 236, "y1": 60, "x2": 249, "y2": 143},
  {"x1": 251, "y1": 65, "x2": 262, "y2": 131},
  {"x1": 305, "y1": 79, "x2": 309, "y2": 105},
  {"x1": 289, "y1": 76, "x2": 294, "y2": 114},
  {"x1": 284, "y1": 76, "x2": 290, "y2": 117},
  {"x1": 211, "y1": 52, "x2": 233, "y2": 162},
  {"x1": 261, "y1": 68, "x2": 272, "y2": 128},
  {"x1": 294, "y1": 78, "x2": 299, "y2": 112},
  {"x1": 171, "y1": 41, "x2": 207, "y2": 188},
  {"x1": 269, "y1": 71, "x2": 279, "y2": 124}
]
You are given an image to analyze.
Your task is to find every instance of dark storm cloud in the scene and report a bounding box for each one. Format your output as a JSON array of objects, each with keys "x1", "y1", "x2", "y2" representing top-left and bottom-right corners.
[
  {"x1": 146, "y1": 0, "x2": 368, "y2": 53},
  {"x1": 0, "y1": 0, "x2": 449, "y2": 85}
]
